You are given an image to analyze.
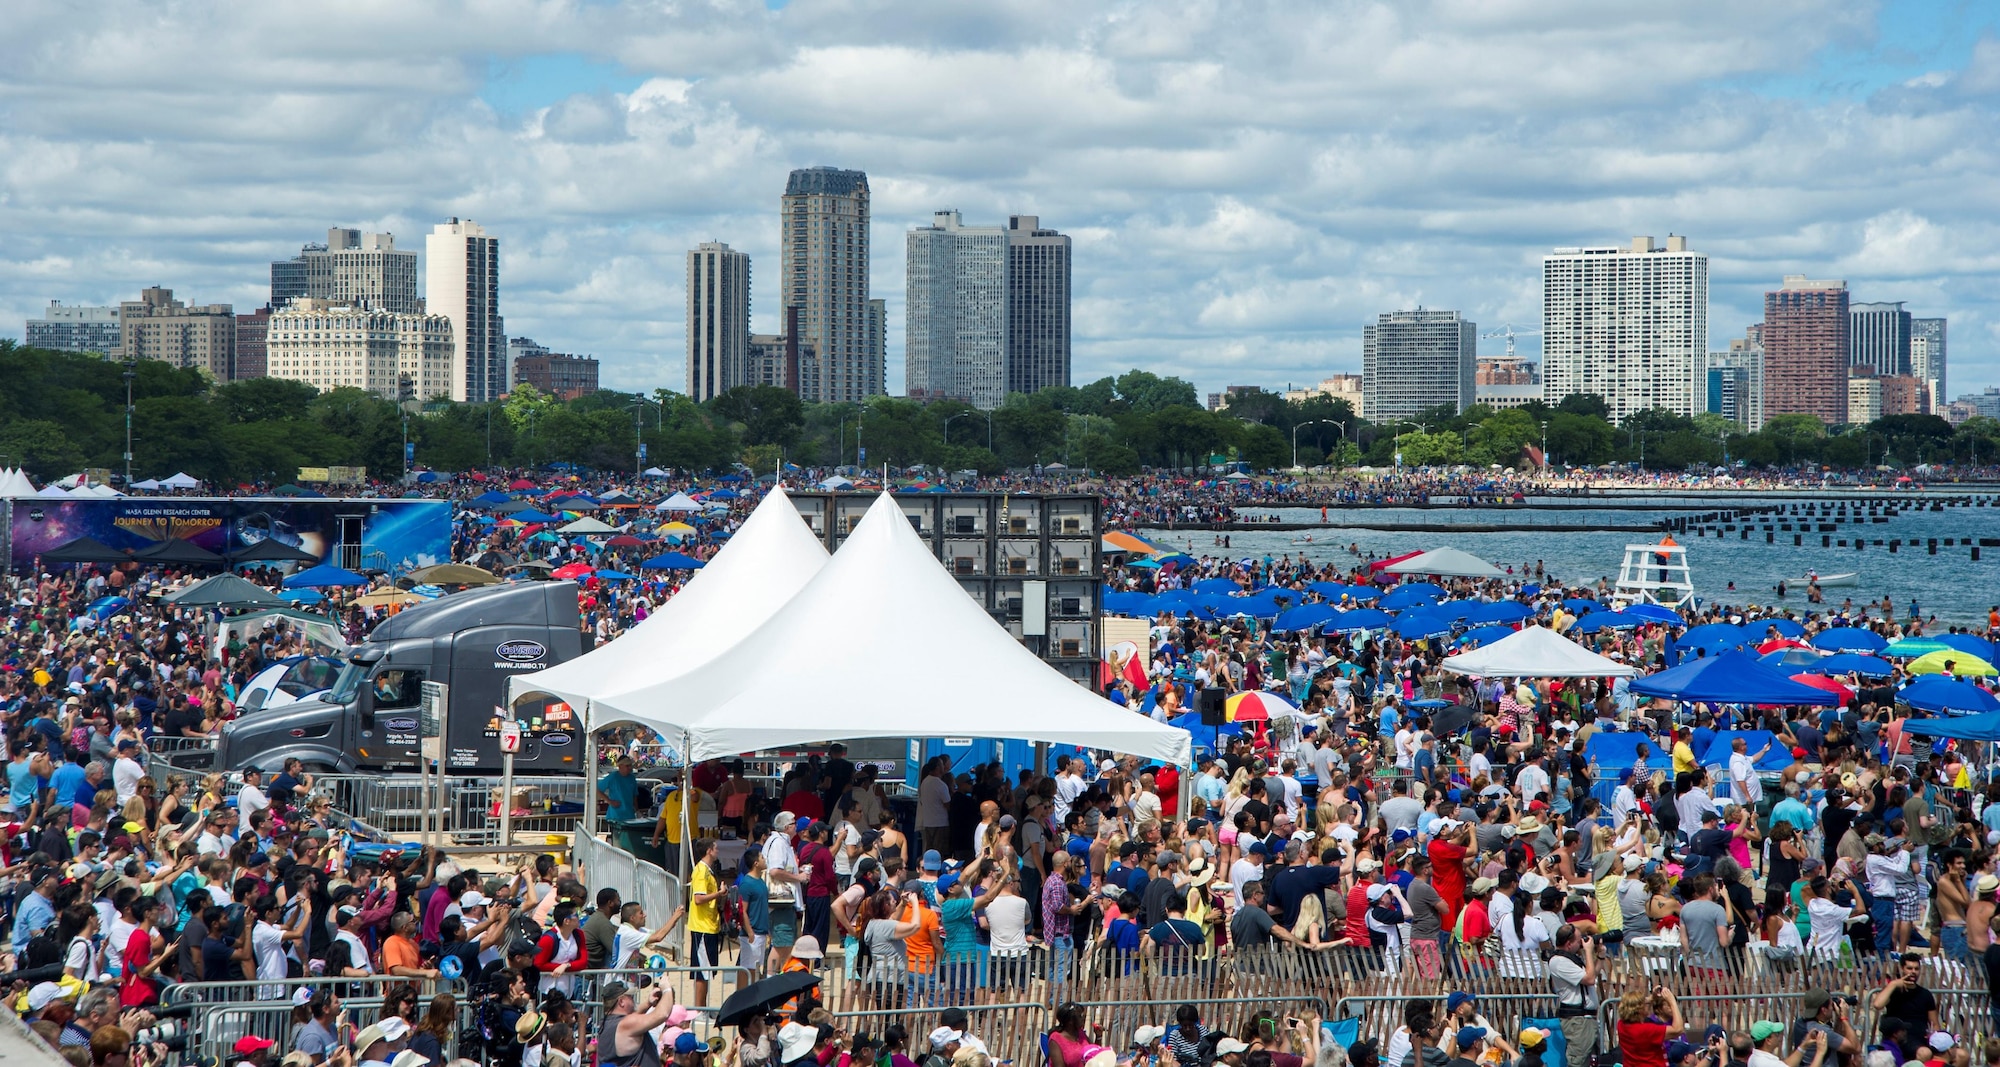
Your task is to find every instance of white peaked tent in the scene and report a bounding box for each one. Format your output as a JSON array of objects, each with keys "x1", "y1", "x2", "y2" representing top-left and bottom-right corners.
[
  {"x1": 506, "y1": 485, "x2": 830, "y2": 713},
  {"x1": 130, "y1": 479, "x2": 163, "y2": 491},
  {"x1": 0, "y1": 468, "x2": 38, "y2": 497},
  {"x1": 1440, "y1": 624, "x2": 1637, "y2": 678},
  {"x1": 1384, "y1": 547, "x2": 1507, "y2": 579},
  {"x1": 556, "y1": 516, "x2": 617, "y2": 535},
  {"x1": 160, "y1": 472, "x2": 201, "y2": 490},
  {"x1": 654, "y1": 491, "x2": 702, "y2": 513},
  {"x1": 589, "y1": 492, "x2": 1194, "y2": 766},
  {"x1": 35, "y1": 484, "x2": 75, "y2": 498}
]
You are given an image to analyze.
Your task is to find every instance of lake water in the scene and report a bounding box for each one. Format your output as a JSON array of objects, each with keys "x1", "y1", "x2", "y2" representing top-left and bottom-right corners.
[{"x1": 1139, "y1": 493, "x2": 2000, "y2": 627}]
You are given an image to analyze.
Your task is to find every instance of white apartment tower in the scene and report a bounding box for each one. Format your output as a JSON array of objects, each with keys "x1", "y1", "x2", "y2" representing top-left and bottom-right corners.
[
  {"x1": 781, "y1": 168, "x2": 876, "y2": 402},
  {"x1": 1360, "y1": 309, "x2": 1477, "y2": 421},
  {"x1": 1541, "y1": 236, "x2": 1708, "y2": 423},
  {"x1": 426, "y1": 218, "x2": 505, "y2": 403},
  {"x1": 271, "y1": 228, "x2": 420, "y2": 313},
  {"x1": 686, "y1": 242, "x2": 751, "y2": 402},
  {"x1": 907, "y1": 210, "x2": 1009, "y2": 408}
]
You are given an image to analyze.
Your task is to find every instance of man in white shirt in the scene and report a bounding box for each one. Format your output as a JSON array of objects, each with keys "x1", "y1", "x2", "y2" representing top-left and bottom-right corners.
[
  {"x1": 917, "y1": 761, "x2": 952, "y2": 858},
  {"x1": 196, "y1": 809, "x2": 238, "y2": 857},
  {"x1": 1228, "y1": 841, "x2": 1268, "y2": 908},
  {"x1": 237, "y1": 767, "x2": 271, "y2": 823},
  {"x1": 112, "y1": 740, "x2": 146, "y2": 805},
  {"x1": 1729, "y1": 736, "x2": 1770, "y2": 807},
  {"x1": 1052, "y1": 757, "x2": 1086, "y2": 825},
  {"x1": 1393, "y1": 725, "x2": 1417, "y2": 771},
  {"x1": 1514, "y1": 749, "x2": 1552, "y2": 807}
]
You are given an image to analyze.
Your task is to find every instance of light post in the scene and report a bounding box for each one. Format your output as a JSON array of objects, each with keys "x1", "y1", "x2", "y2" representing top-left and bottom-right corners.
[
  {"x1": 122, "y1": 357, "x2": 136, "y2": 486},
  {"x1": 1539, "y1": 421, "x2": 1549, "y2": 473},
  {"x1": 1291, "y1": 419, "x2": 1335, "y2": 469}
]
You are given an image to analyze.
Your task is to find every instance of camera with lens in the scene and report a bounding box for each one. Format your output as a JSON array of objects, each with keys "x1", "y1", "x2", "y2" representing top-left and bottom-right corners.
[{"x1": 136, "y1": 1004, "x2": 198, "y2": 1052}]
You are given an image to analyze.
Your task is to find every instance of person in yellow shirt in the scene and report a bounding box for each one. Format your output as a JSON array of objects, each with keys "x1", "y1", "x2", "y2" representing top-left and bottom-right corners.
[
  {"x1": 687, "y1": 837, "x2": 728, "y2": 1008},
  {"x1": 1670, "y1": 727, "x2": 1698, "y2": 775}
]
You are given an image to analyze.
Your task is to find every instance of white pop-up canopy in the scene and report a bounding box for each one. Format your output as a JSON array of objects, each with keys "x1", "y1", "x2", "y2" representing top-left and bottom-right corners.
[
  {"x1": 590, "y1": 492, "x2": 1193, "y2": 766},
  {"x1": 654, "y1": 492, "x2": 702, "y2": 513},
  {"x1": 1440, "y1": 624, "x2": 1637, "y2": 678},
  {"x1": 0, "y1": 468, "x2": 37, "y2": 497},
  {"x1": 507, "y1": 485, "x2": 829, "y2": 713},
  {"x1": 160, "y1": 472, "x2": 201, "y2": 489},
  {"x1": 1384, "y1": 547, "x2": 1506, "y2": 579},
  {"x1": 556, "y1": 516, "x2": 617, "y2": 535}
]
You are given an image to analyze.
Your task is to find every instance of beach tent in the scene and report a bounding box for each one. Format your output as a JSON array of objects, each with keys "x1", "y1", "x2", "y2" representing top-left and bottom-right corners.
[
  {"x1": 1698, "y1": 730, "x2": 1791, "y2": 773},
  {"x1": 283, "y1": 563, "x2": 369, "y2": 589},
  {"x1": 1440, "y1": 625, "x2": 1637, "y2": 678},
  {"x1": 1382, "y1": 547, "x2": 1506, "y2": 579},
  {"x1": 133, "y1": 538, "x2": 224, "y2": 567},
  {"x1": 163, "y1": 573, "x2": 287, "y2": 608},
  {"x1": 160, "y1": 472, "x2": 201, "y2": 490},
  {"x1": 507, "y1": 486, "x2": 829, "y2": 712},
  {"x1": 0, "y1": 468, "x2": 38, "y2": 496},
  {"x1": 1629, "y1": 649, "x2": 1841, "y2": 705},
  {"x1": 225, "y1": 538, "x2": 320, "y2": 565},
  {"x1": 1899, "y1": 676, "x2": 2000, "y2": 715},
  {"x1": 588, "y1": 492, "x2": 1191, "y2": 766},
  {"x1": 654, "y1": 492, "x2": 703, "y2": 513},
  {"x1": 39, "y1": 537, "x2": 129, "y2": 564},
  {"x1": 642, "y1": 466, "x2": 672, "y2": 477},
  {"x1": 557, "y1": 517, "x2": 617, "y2": 536},
  {"x1": 1902, "y1": 711, "x2": 2000, "y2": 742},
  {"x1": 35, "y1": 484, "x2": 75, "y2": 498}
]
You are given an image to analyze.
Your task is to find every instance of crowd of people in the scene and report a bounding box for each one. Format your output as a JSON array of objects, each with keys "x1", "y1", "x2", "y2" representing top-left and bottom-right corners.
[{"x1": 7, "y1": 471, "x2": 2000, "y2": 1067}]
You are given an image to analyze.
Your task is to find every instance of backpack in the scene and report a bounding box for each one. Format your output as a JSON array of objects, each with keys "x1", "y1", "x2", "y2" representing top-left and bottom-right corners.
[{"x1": 1926, "y1": 800, "x2": 1956, "y2": 847}]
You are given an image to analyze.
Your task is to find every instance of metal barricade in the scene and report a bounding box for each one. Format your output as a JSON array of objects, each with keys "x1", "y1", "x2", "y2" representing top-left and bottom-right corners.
[
  {"x1": 573, "y1": 832, "x2": 686, "y2": 950},
  {"x1": 830, "y1": 1004, "x2": 1046, "y2": 1066},
  {"x1": 165, "y1": 974, "x2": 430, "y2": 1065}
]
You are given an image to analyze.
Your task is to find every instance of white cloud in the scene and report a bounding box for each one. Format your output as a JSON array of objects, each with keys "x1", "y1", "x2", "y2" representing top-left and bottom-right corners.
[{"x1": 0, "y1": 0, "x2": 1996, "y2": 400}]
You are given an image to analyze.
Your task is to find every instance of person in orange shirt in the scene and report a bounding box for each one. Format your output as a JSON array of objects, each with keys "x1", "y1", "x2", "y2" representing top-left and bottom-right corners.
[
  {"x1": 900, "y1": 890, "x2": 942, "y2": 1007},
  {"x1": 381, "y1": 911, "x2": 437, "y2": 979}
]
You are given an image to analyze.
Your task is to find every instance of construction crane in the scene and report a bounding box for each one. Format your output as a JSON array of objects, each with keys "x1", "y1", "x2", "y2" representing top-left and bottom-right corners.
[{"x1": 1479, "y1": 324, "x2": 1542, "y2": 359}]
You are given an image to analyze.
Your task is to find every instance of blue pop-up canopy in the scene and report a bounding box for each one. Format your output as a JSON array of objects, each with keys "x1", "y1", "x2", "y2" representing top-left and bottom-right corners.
[
  {"x1": 1630, "y1": 649, "x2": 1842, "y2": 706},
  {"x1": 1698, "y1": 730, "x2": 1791, "y2": 772},
  {"x1": 1900, "y1": 676, "x2": 2000, "y2": 715},
  {"x1": 1583, "y1": 732, "x2": 1654, "y2": 770},
  {"x1": 1901, "y1": 711, "x2": 2000, "y2": 742}
]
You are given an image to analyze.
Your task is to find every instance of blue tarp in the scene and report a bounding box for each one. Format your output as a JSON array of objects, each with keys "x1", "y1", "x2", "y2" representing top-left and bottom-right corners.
[
  {"x1": 1699, "y1": 730, "x2": 1791, "y2": 772},
  {"x1": 1583, "y1": 732, "x2": 1652, "y2": 770},
  {"x1": 1629, "y1": 649, "x2": 1842, "y2": 706},
  {"x1": 1466, "y1": 601, "x2": 1533, "y2": 624}
]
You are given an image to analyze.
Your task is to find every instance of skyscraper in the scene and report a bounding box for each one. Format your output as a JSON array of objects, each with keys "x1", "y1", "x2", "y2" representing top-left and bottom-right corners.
[
  {"x1": 426, "y1": 218, "x2": 504, "y2": 403},
  {"x1": 781, "y1": 167, "x2": 876, "y2": 402},
  {"x1": 907, "y1": 210, "x2": 1008, "y2": 407},
  {"x1": 1912, "y1": 317, "x2": 1947, "y2": 411},
  {"x1": 1005, "y1": 215, "x2": 1071, "y2": 395},
  {"x1": 25, "y1": 301, "x2": 121, "y2": 354},
  {"x1": 1762, "y1": 276, "x2": 1849, "y2": 424},
  {"x1": 1360, "y1": 309, "x2": 1476, "y2": 421},
  {"x1": 1850, "y1": 301, "x2": 1911, "y2": 376},
  {"x1": 1541, "y1": 236, "x2": 1708, "y2": 422},
  {"x1": 270, "y1": 228, "x2": 419, "y2": 312},
  {"x1": 686, "y1": 241, "x2": 751, "y2": 402}
]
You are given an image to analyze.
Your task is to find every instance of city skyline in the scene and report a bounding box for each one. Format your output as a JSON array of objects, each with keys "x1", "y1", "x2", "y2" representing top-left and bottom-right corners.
[{"x1": 1, "y1": 2, "x2": 1995, "y2": 402}]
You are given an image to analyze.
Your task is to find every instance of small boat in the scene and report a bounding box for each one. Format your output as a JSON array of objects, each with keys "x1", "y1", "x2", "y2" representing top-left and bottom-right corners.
[
  {"x1": 1290, "y1": 535, "x2": 1316, "y2": 545},
  {"x1": 1786, "y1": 573, "x2": 1858, "y2": 588}
]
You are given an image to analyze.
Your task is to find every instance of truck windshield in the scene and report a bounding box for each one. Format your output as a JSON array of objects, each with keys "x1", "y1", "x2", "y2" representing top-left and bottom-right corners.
[{"x1": 328, "y1": 658, "x2": 369, "y2": 704}]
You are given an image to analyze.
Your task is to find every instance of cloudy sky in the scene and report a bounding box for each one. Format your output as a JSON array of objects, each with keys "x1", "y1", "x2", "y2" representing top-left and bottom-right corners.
[{"x1": 3, "y1": 0, "x2": 1997, "y2": 400}]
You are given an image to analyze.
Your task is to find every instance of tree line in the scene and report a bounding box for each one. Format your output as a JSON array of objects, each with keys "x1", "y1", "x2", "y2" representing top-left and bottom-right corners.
[{"x1": 1, "y1": 342, "x2": 1994, "y2": 485}]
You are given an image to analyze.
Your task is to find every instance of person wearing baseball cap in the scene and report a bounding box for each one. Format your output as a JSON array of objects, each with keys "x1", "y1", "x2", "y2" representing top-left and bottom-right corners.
[{"x1": 232, "y1": 1035, "x2": 277, "y2": 1067}]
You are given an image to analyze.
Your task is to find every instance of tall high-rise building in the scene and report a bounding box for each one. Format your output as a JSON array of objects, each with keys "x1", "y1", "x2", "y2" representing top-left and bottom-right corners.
[
  {"x1": 905, "y1": 211, "x2": 1073, "y2": 409},
  {"x1": 426, "y1": 218, "x2": 504, "y2": 403},
  {"x1": 1703, "y1": 343, "x2": 1764, "y2": 429},
  {"x1": 118, "y1": 287, "x2": 236, "y2": 380},
  {"x1": 25, "y1": 301, "x2": 121, "y2": 353},
  {"x1": 264, "y1": 298, "x2": 454, "y2": 400},
  {"x1": 907, "y1": 211, "x2": 1008, "y2": 407},
  {"x1": 781, "y1": 167, "x2": 876, "y2": 402},
  {"x1": 1361, "y1": 309, "x2": 1476, "y2": 421},
  {"x1": 1912, "y1": 317, "x2": 1947, "y2": 411},
  {"x1": 270, "y1": 228, "x2": 420, "y2": 312},
  {"x1": 866, "y1": 299, "x2": 886, "y2": 397},
  {"x1": 1005, "y1": 215, "x2": 1071, "y2": 395},
  {"x1": 1762, "y1": 276, "x2": 1849, "y2": 424},
  {"x1": 685, "y1": 241, "x2": 751, "y2": 402},
  {"x1": 1541, "y1": 236, "x2": 1708, "y2": 422},
  {"x1": 1850, "y1": 301, "x2": 1911, "y2": 376},
  {"x1": 234, "y1": 306, "x2": 273, "y2": 380}
]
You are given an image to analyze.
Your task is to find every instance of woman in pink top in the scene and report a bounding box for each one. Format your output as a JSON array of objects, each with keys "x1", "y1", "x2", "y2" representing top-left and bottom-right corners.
[
  {"x1": 1722, "y1": 803, "x2": 1756, "y2": 871},
  {"x1": 1045, "y1": 1003, "x2": 1105, "y2": 1067}
]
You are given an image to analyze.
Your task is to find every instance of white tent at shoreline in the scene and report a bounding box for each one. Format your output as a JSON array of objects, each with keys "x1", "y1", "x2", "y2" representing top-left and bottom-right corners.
[
  {"x1": 1384, "y1": 547, "x2": 1507, "y2": 579},
  {"x1": 506, "y1": 484, "x2": 829, "y2": 713},
  {"x1": 588, "y1": 492, "x2": 1193, "y2": 767},
  {"x1": 1440, "y1": 624, "x2": 1637, "y2": 678}
]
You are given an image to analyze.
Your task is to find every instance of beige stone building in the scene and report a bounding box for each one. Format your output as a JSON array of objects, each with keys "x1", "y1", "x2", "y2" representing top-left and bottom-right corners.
[
  {"x1": 264, "y1": 298, "x2": 454, "y2": 400},
  {"x1": 118, "y1": 287, "x2": 236, "y2": 379}
]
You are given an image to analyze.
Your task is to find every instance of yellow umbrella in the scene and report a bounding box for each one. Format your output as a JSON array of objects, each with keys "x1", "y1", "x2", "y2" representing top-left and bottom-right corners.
[
  {"x1": 660, "y1": 521, "x2": 696, "y2": 534},
  {"x1": 1907, "y1": 650, "x2": 1998, "y2": 677},
  {"x1": 353, "y1": 588, "x2": 420, "y2": 610}
]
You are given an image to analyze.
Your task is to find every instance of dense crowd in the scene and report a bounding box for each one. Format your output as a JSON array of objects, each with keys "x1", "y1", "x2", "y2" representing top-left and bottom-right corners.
[{"x1": 7, "y1": 474, "x2": 2000, "y2": 1067}]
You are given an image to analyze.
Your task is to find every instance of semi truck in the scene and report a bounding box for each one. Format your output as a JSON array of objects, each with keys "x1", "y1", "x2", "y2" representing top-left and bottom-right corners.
[{"x1": 204, "y1": 581, "x2": 589, "y2": 775}]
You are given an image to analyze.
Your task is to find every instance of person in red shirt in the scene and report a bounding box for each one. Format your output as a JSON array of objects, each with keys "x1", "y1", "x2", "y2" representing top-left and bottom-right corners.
[
  {"x1": 781, "y1": 771, "x2": 827, "y2": 823},
  {"x1": 1344, "y1": 859, "x2": 1379, "y2": 946},
  {"x1": 120, "y1": 897, "x2": 170, "y2": 1007},
  {"x1": 1427, "y1": 821, "x2": 1471, "y2": 927},
  {"x1": 1613, "y1": 985, "x2": 1683, "y2": 1067},
  {"x1": 1456, "y1": 877, "x2": 1495, "y2": 959}
]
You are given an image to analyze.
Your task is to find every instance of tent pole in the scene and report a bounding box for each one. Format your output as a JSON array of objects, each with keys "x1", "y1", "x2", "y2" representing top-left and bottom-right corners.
[
  {"x1": 580, "y1": 716, "x2": 598, "y2": 877},
  {"x1": 680, "y1": 729, "x2": 694, "y2": 981}
]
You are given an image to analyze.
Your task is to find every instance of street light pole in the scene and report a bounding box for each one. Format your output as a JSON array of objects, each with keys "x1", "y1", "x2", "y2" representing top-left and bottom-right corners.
[
  {"x1": 122, "y1": 358, "x2": 136, "y2": 486},
  {"x1": 1291, "y1": 418, "x2": 1335, "y2": 469}
]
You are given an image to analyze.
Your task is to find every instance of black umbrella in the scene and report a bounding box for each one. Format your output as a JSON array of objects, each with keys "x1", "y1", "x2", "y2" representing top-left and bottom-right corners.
[
  {"x1": 39, "y1": 536, "x2": 129, "y2": 564},
  {"x1": 1427, "y1": 700, "x2": 1477, "y2": 738},
  {"x1": 226, "y1": 538, "x2": 319, "y2": 565},
  {"x1": 715, "y1": 971, "x2": 819, "y2": 1027}
]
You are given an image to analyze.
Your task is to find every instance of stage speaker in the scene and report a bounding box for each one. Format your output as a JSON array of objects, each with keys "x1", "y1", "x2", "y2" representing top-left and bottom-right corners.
[{"x1": 1198, "y1": 688, "x2": 1226, "y2": 725}]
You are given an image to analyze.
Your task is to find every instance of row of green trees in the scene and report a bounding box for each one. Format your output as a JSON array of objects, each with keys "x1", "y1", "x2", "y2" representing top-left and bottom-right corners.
[{"x1": 2, "y1": 342, "x2": 1994, "y2": 485}]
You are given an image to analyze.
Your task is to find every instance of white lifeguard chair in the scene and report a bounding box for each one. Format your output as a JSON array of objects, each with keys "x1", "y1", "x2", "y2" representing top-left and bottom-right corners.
[{"x1": 1615, "y1": 537, "x2": 1695, "y2": 609}]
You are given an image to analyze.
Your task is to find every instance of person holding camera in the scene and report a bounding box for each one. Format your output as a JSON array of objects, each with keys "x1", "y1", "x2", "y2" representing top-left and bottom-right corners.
[{"x1": 1787, "y1": 990, "x2": 1858, "y2": 1061}]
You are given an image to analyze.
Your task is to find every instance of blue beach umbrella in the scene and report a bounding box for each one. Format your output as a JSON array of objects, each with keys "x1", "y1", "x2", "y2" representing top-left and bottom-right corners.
[
  {"x1": 1562, "y1": 598, "x2": 1599, "y2": 615},
  {"x1": 1936, "y1": 634, "x2": 1997, "y2": 662},
  {"x1": 1811, "y1": 628, "x2": 1888, "y2": 654},
  {"x1": 641, "y1": 552, "x2": 705, "y2": 570},
  {"x1": 1326, "y1": 608, "x2": 1394, "y2": 633},
  {"x1": 1459, "y1": 624, "x2": 1517, "y2": 647},
  {"x1": 1466, "y1": 601, "x2": 1533, "y2": 625},
  {"x1": 1275, "y1": 604, "x2": 1338, "y2": 633},
  {"x1": 283, "y1": 564, "x2": 368, "y2": 589},
  {"x1": 1381, "y1": 585, "x2": 1442, "y2": 610},
  {"x1": 1192, "y1": 577, "x2": 1241, "y2": 594},
  {"x1": 1622, "y1": 603, "x2": 1683, "y2": 625},
  {"x1": 1807, "y1": 653, "x2": 1893, "y2": 678},
  {"x1": 1900, "y1": 675, "x2": 2000, "y2": 715}
]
